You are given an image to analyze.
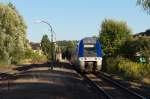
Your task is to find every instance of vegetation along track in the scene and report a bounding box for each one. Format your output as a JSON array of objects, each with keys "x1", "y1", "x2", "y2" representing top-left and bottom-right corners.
[{"x1": 76, "y1": 69, "x2": 147, "y2": 99}]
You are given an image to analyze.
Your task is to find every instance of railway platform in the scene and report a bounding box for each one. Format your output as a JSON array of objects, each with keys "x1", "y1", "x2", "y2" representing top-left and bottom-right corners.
[{"x1": 0, "y1": 62, "x2": 100, "y2": 99}]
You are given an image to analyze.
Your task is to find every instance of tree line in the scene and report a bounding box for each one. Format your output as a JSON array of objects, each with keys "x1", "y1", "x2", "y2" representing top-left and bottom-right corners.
[
  {"x1": 40, "y1": 35, "x2": 77, "y2": 60},
  {"x1": 0, "y1": 0, "x2": 150, "y2": 66}
]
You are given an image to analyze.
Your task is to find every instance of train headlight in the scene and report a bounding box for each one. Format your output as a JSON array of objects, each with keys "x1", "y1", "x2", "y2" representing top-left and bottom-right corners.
[
  {"x1": 95, "y1": 57, "x2": 97, "y2": 60},
  {"x1": 79, "y1": 57, "x2": 84, "y2": 61},
  {"x1": 97, "y1": 58, "x2": 102, "y2": 60}
]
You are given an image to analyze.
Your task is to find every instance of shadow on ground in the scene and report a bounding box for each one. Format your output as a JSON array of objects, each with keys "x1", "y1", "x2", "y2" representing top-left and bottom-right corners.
[
  {"x1": 0, "y1": 62, "x2": 100, "y2": 99},
  {"x1": 14, "y1": 62, "x2": 73, "y2": 72},
  {"x1": 0, "y1": 62, "x2": 73, "y2": 80}
]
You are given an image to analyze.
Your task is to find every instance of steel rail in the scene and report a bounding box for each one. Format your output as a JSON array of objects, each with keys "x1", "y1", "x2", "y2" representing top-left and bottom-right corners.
[
  {"x1": 74, "y1": 67, "x2": 112, "y2": 99},
  {"x1": 81, "y1": 73, "x2": 112, "y2": 99},
  {"x1": 96, "y1": 71, "x2": 147, "y2": 99}
]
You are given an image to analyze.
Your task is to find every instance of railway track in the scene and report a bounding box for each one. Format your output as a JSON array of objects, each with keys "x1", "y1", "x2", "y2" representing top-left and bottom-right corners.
[
  {"x1": 96, "y1": 72, "x2": 147, "y2": 99},
  {"x1": 79, "y1": 73, "x2": 111, "y2": 99},
  {"x1": 0, "y1": 72, "x2": 15, "y2": 80},
  {"x1": 97, "y1": 71, "x2": 149, "y2": 99},
  {"x1": 77, "y1": 70, "x2": 147, "y2": 99},
  {"x1": 0, "y1": 64, "x2": 148, "y2": 99},
  {"x1": 0, "y1": 64, "x2": 104, "y2": 99},
  {"x1": 0, "y1": 71, "x2": 26, "y2": 80}
]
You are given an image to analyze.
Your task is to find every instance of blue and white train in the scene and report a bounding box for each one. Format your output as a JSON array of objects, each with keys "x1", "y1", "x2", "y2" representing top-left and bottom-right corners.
[{"x1": 71, "y1": 37, "x2": 103, "y2": 72}]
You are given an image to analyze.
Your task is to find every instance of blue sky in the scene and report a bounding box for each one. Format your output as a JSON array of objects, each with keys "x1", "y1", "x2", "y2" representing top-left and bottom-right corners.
[{"x1": 1, "y1": 0, "x2": 150, "y2": 42}]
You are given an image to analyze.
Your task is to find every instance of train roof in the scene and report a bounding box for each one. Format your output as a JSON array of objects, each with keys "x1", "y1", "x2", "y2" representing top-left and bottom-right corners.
[{"x1": 82, "y1": 37, "x2": 97, "y2": 44}]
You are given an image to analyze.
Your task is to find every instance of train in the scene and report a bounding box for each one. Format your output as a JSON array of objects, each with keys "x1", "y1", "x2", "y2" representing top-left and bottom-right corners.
[{"x1": 71, "y1": 37, "x2": 103, "y2": 72}]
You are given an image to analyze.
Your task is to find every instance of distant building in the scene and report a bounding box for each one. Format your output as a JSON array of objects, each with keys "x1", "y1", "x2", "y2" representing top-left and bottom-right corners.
[
  {"x1": 55, "y1": 43, "x2": 62, "y2": 62},
  {"x1": 29, "y1": 42, "x2": 42, "y2": 55}
]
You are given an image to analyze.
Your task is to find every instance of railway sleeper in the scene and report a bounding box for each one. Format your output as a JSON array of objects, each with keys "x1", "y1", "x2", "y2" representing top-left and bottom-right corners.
[{"x1": 80, "y1": 61, "x2": 100, "y2": 73}]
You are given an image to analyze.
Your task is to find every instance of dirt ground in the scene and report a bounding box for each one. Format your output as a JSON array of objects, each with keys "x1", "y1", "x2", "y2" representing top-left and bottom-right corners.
[
  {"x1": 0, "y1": 62, "x2": 100, "y2": 99},
  {"x1": 0, "y1": 62, "x2": 150, "y2": 99}
]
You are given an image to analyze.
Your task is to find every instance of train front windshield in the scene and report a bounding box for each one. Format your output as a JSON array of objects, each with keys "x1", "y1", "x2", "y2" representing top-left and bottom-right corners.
[{"x1": 84, "y1": 44, "x2": 97, "y2": 57}]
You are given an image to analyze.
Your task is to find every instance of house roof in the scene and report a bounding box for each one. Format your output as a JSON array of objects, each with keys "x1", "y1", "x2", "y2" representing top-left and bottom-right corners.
[{"x1": 30, "y1": 42, "x2": 41, "y2": 50}]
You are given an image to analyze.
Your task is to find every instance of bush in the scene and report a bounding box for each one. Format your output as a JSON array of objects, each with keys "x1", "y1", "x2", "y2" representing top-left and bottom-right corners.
[
  {"x1": 31, "y1": 52, "x2": 47, "y2": 64},
  {"x1": 118, "y1": 59, "x2": 141, "y2": 79},
  {"x1": 118, "y1": 58, "x2": 150, "y2": 79},
  {"x1": 104, "y1": 56, "x2": 120, "y2": 73},
  {"x1": 104, "y1": 56, "x2": 150, "y2": 80},
  {"x1": 24, "y1": 49, "x2": 47, "y2": 64}
]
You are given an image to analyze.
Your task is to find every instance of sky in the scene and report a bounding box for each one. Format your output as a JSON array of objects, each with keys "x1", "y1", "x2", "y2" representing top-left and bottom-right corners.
[{"x1": 0, "y1": 0, "x2": 150, "y2": 42}]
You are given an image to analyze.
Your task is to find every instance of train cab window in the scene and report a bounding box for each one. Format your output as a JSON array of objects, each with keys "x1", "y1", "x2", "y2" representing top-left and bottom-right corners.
[{"x1": 84, "y1": 44, "x2": 97, "y2": 57}]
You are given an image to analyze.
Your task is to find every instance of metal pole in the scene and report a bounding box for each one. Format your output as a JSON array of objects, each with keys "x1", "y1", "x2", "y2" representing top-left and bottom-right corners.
[
  {"x1": 40, "y1": 21, "x2": 54, "y2": 70},
  {"x1": 52, "y1": 30, "x2": 57, "y2": 61},
  {"x1": 34, "y1": 20, "x2": 56, "y2": 69},
  {"x1": 51, "y1": 29, "x2": 54, "y2": 70}
]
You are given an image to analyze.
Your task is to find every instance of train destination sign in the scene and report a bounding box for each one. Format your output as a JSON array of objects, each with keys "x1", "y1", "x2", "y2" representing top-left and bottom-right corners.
[{"x1": 84, "y1": 45, "x2": 95, "y2": 48}]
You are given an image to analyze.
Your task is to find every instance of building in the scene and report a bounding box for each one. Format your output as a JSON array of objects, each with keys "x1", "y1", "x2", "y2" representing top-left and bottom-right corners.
[
  {"x1": 55, "y1": 43, "x2": 62, "y2": 62},
  {"x1": 29, "y1": 42, "x2": 42, "y2": 55}
]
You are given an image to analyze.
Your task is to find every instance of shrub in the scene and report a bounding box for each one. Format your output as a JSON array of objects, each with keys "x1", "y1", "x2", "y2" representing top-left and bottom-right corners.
[
  {"x1": 24, "y1": 49, "x2": 47, "y2": 64},
  {"x1": 104, "y1": 56, "x2": 120, "y2": 73},
  {"x1": 118, "y1": 59, "x2": 141, "y2": 79},
  {"x1": 104, "y1": 56, "x2": 150, "y2": 80},
  {"x1": 31, "y1": 52, "x2": 47, "y2": 63}
]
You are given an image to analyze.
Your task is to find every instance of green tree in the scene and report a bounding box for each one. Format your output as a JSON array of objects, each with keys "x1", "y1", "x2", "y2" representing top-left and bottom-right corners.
[
  {"x1": 41, "y1": 35, "x2": 51, "y2": 59},
  {"x1": 56, "y1": 40, "x2": 77, "y2": 59},
  {"x1": 65, "y1": 41, "x2": 75, "y2": 60},
  {"x1": 99, "y1": 19, "x2": 132, "y2": 56},
  {"x1": 67, "y1": 41, "x2": 75, "y2": 51},
  {"x1": 8, "y1": 2, "x2": 15, "y2": 9},
  {"x1": 137, "y1": 0, "x2": 150, "y2": 13},
  {"x1": 121, "y1": 36, "x2": 150, "y2": 62},
  {"x1": 0, "y1": 3, "x2": 27, "y2": 64}
]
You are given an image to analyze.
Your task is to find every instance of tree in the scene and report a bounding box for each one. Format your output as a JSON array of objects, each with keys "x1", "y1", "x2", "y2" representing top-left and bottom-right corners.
[
  {"x1": 121, "y1": 37, "x2": 150, "y2": 59},
  {"x1": 0, "y1": 3, "x2": 27, "y2": 64},
  {"x1": 8, "y1": 2, "x2": 15, "y2": 9},
  {"x1": 41, "y1": 35, "x2": 51, "y2": 59},
  {"x1": 99, "y1": 19, "x2": 132, "y2": 56},
  {"x1": 65, "y1": 41, "x2": 75, "y2": 60},
  {"x1": 56, "y1": 40, "x2": 78, "y2": 59},
  {"x1": 137, "y1": 0, "x2": 150, "y2": 14}
]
